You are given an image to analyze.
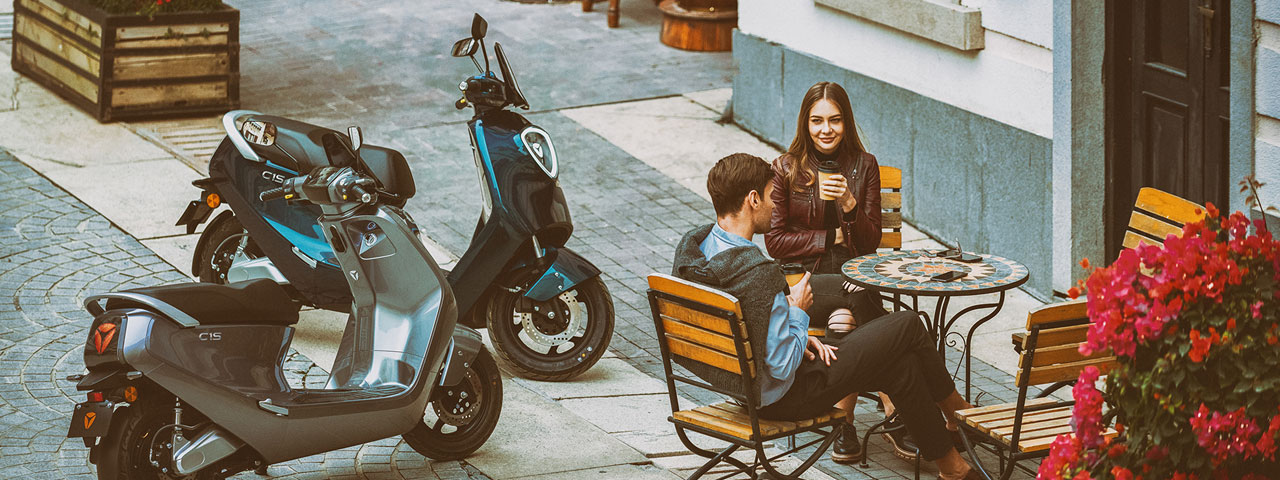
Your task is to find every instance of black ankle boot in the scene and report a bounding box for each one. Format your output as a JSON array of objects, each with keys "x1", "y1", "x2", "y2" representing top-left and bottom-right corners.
[{"x1": 830, "y1": 422, "x2": 864, "y2": 464}]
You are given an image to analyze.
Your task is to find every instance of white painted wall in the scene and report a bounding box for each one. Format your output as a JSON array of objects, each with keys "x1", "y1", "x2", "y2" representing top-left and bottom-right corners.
[
  {"x1": 739, "y1": 0, "x2": 1054, "y2": 137},
  {"x1": 962, "y1": 0, "x2": 1054, "y2": 48},
  {"x1": 1257, "y1": 20, "x2": 1280, "y2": 209}
]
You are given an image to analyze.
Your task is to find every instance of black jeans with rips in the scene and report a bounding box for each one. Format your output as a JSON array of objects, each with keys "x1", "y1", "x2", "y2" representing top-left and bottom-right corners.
[{"x1": 757, "y1": 310, "x2": 956, "y2": 461}]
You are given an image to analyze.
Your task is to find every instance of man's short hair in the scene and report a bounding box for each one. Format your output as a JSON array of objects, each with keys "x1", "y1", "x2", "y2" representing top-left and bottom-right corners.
[{"x1": 707, "y1": 153, "x2": 772, "y2": 217}]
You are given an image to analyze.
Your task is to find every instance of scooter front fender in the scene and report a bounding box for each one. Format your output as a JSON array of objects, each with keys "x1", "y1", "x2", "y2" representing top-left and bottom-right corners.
[
  {"x1": 438, "y1": 326, "x2": 483, "y2": 386},
  {"x1": 522, "y1": 247, "x2": 601, "y2": 302}
]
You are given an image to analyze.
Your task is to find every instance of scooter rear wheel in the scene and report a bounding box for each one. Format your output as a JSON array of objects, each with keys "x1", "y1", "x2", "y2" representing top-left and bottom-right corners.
[
  {"x1": 96, "y1": 401, "x2": 215, "y2": 480},
  {"x1": 402, "y1": 348, "x2": 503, "y2": 460},
  {"x1": 197, "y1": 215, "x2": 262, "y2": 284},
  {"x1": 486, "y1": 277, "x2": 614, "y2": 381}
]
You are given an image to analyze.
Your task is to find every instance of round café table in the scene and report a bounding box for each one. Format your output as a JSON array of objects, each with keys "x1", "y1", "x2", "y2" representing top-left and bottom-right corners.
[{"x1": 842, "y1": 249, "x2": 1029, "y2": 401}]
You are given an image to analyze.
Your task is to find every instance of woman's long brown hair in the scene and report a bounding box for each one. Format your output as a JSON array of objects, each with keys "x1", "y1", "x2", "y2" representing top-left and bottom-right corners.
[{"x1": 784, "y1": 82, "x2": 866, "y2": 192}]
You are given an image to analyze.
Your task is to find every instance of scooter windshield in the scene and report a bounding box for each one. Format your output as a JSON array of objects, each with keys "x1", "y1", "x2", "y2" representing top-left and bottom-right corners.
[{"x1": 494, "y1": 43, "x2": 528, "y2": 110}]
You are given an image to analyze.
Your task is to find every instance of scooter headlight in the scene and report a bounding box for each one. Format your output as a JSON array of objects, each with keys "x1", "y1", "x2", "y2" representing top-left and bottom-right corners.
[{"x1": 519, "y1": 126, "x2": 558, "y2": 179}]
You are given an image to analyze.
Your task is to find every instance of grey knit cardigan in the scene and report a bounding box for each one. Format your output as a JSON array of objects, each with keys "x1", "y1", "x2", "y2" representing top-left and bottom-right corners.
[{"x1": 671, "y1": 224, "x2": 787, "y2": 407}]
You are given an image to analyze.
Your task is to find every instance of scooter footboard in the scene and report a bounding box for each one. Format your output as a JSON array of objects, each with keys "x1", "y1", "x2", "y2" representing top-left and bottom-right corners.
[
  {"x1": 522, "y1": 247, "x2": 601, "y2": 303},
  {"x1": 439, "y1": 326, "x2": 484, "y2": 386}
]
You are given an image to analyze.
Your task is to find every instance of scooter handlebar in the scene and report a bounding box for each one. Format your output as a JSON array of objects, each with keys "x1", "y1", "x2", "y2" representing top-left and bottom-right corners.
[
  {"x1": 350, "y1": 185, "x2": 373, "y2": 204},
  {"x1": 260, "y1": 187, "x2": 287, "y2": 202}
]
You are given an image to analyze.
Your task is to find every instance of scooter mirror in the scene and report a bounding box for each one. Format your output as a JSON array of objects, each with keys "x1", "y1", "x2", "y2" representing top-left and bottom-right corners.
[
  {"x1": 471, "y1": 13, "x2": 487, "y2": 39},
  {"x1": 240, "y1": 120, "x2": 276, "y2": 147},
  {"x1": 451, "y1": 38, "x2": 478, "y2": 58},
  {"x1": 347, "y1": 126, "x2": 363, "y2": 151}
]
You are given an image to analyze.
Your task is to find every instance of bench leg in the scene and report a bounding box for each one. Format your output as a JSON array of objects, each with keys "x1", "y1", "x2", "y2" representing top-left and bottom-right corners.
[
  {"x1": 607, "y1": 0, "x2": 620, "y2": 28},
  {"x1": 957, "y1": 425, "x2": 999, "y2": 480},
  {"x1": 757, "y1": 429, "x2": 837, "y2": 480},
  {"x1": 582, "y1": 0, "x2": 593, "y2": 12}
]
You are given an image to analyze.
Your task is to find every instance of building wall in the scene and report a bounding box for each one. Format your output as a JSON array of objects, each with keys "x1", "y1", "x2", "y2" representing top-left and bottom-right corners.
[
  {"x1": 733, "y1": 0, "x2": 1057, "y2": 298},
  {"x1": 1257, "y1": 1, "x2": 1280, "y2": 209}
]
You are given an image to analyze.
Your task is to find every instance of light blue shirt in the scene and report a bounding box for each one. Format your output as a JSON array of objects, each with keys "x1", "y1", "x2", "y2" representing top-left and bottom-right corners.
[{"x1": 699, "y1": 224, "x2": 810, "y2": 406}]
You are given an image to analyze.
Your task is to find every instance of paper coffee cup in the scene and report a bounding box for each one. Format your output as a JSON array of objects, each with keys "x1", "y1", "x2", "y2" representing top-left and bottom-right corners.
[
  {"x1": 781, "y1": 263, "x2": 805, "y2": 286},
  {"x1": 817, "y1": 161, "x2": 840, "y2": 201}
]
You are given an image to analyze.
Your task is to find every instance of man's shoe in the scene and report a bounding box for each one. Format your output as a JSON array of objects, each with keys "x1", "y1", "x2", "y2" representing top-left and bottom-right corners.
[
  {"x1": 881, "y1": 418, "x2": 919, "y2": 462},
  {"x1": 830, "y1": 422, "x2": 864, "y2": 464}
]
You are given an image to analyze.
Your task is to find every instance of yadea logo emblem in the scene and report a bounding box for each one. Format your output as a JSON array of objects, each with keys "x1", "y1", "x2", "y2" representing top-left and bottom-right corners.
[
  {"x1": 84, "y1": 412, "x2": 96, "y2": 429},
  {"x1": 93, "y1": 323, "x2": 117, "y2": 355}
]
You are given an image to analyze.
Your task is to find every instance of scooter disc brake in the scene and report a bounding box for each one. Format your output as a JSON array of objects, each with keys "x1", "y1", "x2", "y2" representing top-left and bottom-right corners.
[
  {"x1": 514, "y1": 290, "x2": 585, "y2": 348},
  {"x1": 432, "y1": 369, "x2": 482, "y2": 426}
]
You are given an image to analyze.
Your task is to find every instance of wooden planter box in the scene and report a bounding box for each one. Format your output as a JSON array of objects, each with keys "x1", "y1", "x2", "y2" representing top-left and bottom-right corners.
[{"x1": 10, "y1": 0, "x2": 239, "y2": 121}]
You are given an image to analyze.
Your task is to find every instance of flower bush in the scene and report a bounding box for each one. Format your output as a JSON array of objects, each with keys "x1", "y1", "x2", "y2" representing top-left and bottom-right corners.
[
  {"x1": 76, "y1": 0, "x2": 223, "y2": 16},
  {"x1": 1039, "y1": 179, "x2": 1280, "y2": 480}
]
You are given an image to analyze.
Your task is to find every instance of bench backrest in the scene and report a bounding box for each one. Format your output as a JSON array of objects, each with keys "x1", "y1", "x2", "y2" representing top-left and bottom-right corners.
[
  {"x1": 647, "y1": 274, "x2": 756, "y2": 388},
  {"x1": 1017, "y1": 299, "x2": 1116, "y2": 388},
  {"x1": 879, "y1": 165, "x2": 903, "y2": 250},
  {"x1": 1122, "y1": 187, "x2": 1205, "y2": 250}
]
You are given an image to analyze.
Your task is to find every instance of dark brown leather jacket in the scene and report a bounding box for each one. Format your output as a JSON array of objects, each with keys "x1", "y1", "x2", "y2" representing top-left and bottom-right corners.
[{"x1": 765, "y1": 151, "x2": 882, "y2": 265}]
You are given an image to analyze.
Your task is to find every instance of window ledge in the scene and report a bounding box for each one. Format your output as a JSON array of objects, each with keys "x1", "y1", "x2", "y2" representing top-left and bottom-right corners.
[{"x1": 815, "y1": 0, "x2": 985, "y2": 51}]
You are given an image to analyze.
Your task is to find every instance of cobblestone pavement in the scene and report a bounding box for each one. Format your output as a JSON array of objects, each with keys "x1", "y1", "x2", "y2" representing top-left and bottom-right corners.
[
  {"x1": 0, "y1": 151, "x2": 488, "y2": 479},
  {"x1": 236, "y1": 0, "x2": 732, "y2": 135}
]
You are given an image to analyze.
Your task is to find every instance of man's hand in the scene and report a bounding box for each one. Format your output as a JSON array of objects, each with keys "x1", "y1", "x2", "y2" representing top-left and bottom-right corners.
[
  {"x1": 786, "y1": 272, "x2": 813, "y2": 311},
  {"x1": 805, "y1": 336, "x2": 839, "y2": 366}
]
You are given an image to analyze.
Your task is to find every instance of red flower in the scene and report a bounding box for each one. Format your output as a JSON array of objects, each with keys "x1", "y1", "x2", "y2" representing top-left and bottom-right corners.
[
  {"x1": 1080, "y1": 258, "x2": 1091, "y2": 269},
  {"x1": 1068, "y1": 287, "x2": 1081, "y2": 299},
  {"x1": 1110, "y1": 466, "x2": 1133, "y2": 480}
]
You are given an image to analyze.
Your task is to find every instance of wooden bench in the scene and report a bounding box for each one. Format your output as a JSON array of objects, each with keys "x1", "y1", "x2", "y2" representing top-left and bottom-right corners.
[
  {"x1": 1011, "y1": 187, "x2": 1205, "y2": 351},
  {"x1": 957, "y1": 300, "x2": 1119, "y2": 480},
  {"x1": 647, "y1": 273, "x2": 845, "y2": 480},
  {"x1": 808, "y1": 165, "x2": 904, "y2": 338}
]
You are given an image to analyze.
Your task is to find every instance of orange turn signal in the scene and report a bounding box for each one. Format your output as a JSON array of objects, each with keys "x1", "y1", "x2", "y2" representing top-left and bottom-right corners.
[
  {"x1": 123, "y1": 386, "x2": 138, "y2": 403},
  {"x1": 206, "y1": 193, "x2": 221, "y2": 209}
]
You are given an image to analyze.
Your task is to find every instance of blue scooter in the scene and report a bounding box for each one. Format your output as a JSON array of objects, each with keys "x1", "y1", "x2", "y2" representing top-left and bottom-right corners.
[{"x1": 176, "y1": 14, "x2": 614, "y2": 381}]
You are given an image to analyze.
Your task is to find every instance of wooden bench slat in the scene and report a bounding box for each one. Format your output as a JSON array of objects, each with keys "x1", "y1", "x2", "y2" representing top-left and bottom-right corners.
[
  {"x1": 955, "y1": 398, "x2": 1055, "y2": 419},
  {"x1": 1025, "y1": 300, "x2": 1088, "y2": 328},
  {"x1": 965, "y1": 405, "x2": 1073, "y2": 431},
  {"x1": 701, "y1": 404, "x2": 788, "y2": 435},
  {"x1": 1025, "y1": 342, "x2": 1109, "y2": 368},
  {"x1": 662, "y1": 318, "x2": 747, "y2": 359},
  {"x1": 882, "y1": 211, "x2": 903, "y2": 229},
  {"x1": 1017, "y1": 427, "x2": 1118, "y2": 453},
  {"x1": 1122, "y1": 230, "x2": 1161, "y2": 250},
  {"x1": 1128, "y1": 211, "x2": 1183, "y2": 242},
  {"x1": 1022, "y1": 357, "x2": 1115, "y2": 387},
  {"x1": 673, "y1": 409, "x2": 756, "y2": 440},
  {"x1": 1030, "y1": 324, "x2": 1090, "y2": 349},
  {"x1": 658, "y1": 301, "x2": 737, "y2": 337},
  {"x1": 1133, "y1": 187, "x2": 1205, "y2": 226},
  {"x1": 991, "y1": 416, "x2": 1074, "y2": 437},
  {"x1": 649, "y1": 274, "x2": 741, "y2": 313},
  {"x1": 879, "y1": 231, "x2": 902, "y2": 249},
  {"x1": 882, "y1": 192, "x2": 902, "y2": 210},
  {"x1": 879, "y1": 166, "x2": 902, "y2": 189},
  {"x1": 666, "y1": 336, "x2": 753, "y2": 377}
]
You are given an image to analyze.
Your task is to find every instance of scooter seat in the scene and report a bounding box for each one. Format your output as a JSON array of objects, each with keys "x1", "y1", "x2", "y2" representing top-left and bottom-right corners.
[{"x1": 118, "y1": 279, "x2": 300, "y2": 326}]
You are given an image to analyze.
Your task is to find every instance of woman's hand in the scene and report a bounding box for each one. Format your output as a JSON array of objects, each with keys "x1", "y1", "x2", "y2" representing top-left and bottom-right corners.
[
  {"x1": 805, "y1": 336, "x2": 839, "y2": 366},
  {"x1": 821, "y1": 174, "x2": 858, "y2": 213}
]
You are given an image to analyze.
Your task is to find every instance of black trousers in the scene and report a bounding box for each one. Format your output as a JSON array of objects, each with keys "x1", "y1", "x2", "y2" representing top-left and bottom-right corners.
[
  {"x1": 805, "y1": 274, "x2": 887, "y2": 329},
  {"x1": 757, "y1": 310, "x2": 957, "y2": 461}
]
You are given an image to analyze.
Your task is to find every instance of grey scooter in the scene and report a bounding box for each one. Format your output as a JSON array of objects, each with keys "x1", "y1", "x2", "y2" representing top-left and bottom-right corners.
[{"x1": 64, "y1": 129, "x2": 502, "y2": 479}]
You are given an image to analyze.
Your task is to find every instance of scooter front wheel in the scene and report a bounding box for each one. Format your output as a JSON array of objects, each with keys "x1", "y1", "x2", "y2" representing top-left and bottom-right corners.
[
  {"x1": 486, "y1": 277, "x2": 614, "y2": 381},
  {"x1": 403, "y1": 348, "x2": 503, "y2": 460}
]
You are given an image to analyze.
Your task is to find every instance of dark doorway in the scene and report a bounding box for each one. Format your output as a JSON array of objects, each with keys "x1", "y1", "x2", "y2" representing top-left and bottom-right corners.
[{"x1": 1105, "y1": 0, "x2": 1230, "y2": 260}]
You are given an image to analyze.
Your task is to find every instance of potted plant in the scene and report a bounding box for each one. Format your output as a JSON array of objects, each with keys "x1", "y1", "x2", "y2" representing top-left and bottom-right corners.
[
  {"x1": 1039, "y1": 178, "x2": 1280, "y2": 479},
  {"x1": 10, "y1": 0, "x2": 239, "y2": 121},
  {"x1": 658, "y1": 0, "x2": 737, "y2": 51}
]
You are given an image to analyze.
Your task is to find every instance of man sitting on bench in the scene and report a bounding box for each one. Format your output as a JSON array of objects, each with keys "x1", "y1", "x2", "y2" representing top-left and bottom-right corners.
[{"x1": 671, "y1": 153, "x2": 979, "y2": 480}]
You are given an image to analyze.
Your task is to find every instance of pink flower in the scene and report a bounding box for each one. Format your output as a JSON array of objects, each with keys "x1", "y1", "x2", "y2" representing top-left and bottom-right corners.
[
  {"x1": 1071, "y1": 367, "x2": 1105, "y2": 449},
  {"x1": 1253, "y1": 301, "x2": 1264, "y2": 319}
]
